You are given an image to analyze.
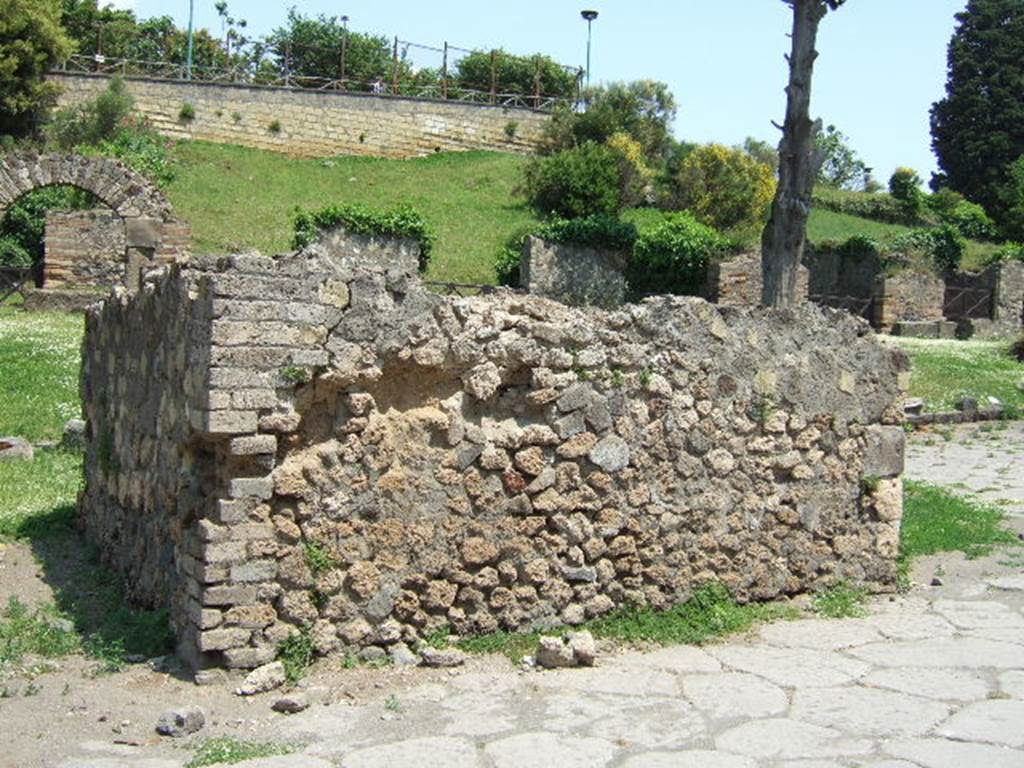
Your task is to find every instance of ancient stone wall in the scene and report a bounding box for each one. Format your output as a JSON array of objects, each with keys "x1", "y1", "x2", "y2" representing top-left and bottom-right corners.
[
  {"x1": 944, "y1": 261, "x2": 1024, "y2": 339},
  {"x1": 707, "y1": 254, "x2": 809, "y2": 306},
  {"x1": 51, "y1": 73, "x2": 550, "y2": 159},
  {"x1": 44, "y1": 209, "x2": 125, "y2": 287},
  {"x1": 520, "y1": 236, "x2": 629, "y2": 308},
  {"x1": 870, "y1": 272, "x2": 945, "y2": 334},
  {"x1": 81, "y1": 230, "x2": 909, "y2": 670},
  {"x1": 804, "y1": 247, "x2": 882, "y2": 304}
]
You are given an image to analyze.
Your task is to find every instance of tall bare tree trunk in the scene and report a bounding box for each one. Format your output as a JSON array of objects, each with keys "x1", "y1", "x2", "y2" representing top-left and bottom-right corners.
[{"x1": 761, "y1": 0, "x2": 829, "y2": 308}]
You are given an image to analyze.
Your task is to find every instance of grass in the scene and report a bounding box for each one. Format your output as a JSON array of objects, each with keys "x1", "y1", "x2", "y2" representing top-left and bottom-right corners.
[
  {"x1": 0, "y1": 450, "x2": 81, "y2": 538},
  {"x1": 901, "y1": 480, "x2": 1021, "y2": 562},
  {"x1": 458, "y1": 583, "x2": 799, "y2": 662},
  {"x1": 185, "y1": 738, "x2": 298, "y2": 768},
  {"x1": 812, "y1": 581, "x2": 869, "y2": 618},
  {"x1": 882, "y1": 336, "x2": 1024, "y2": 414},
  {"x1": 165, "y1": 142, "x2": 538, "y2": 285},
  {"x1": 806, "y1": 207, "x2": 915, "y2": 244},
  {"x1": 277, "y1": 626, "x2": 315, "y2": 684},
  {"x1": 0, "y1": 308, "x2": 83, "y2": 442},
  {"x1": 0, "y1": 597, "x2": 79, "y2": 667}
]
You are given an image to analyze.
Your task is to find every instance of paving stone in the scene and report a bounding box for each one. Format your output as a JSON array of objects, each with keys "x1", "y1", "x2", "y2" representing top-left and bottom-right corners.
[
  {"x1": 861, "y1": 667, "x2": 991, "y2": 702},
  {"x1": 608, "y1": 645, "x2": 721, "y2": 674},
  {"x1": 235, "y1": 756, "x2": 333, "y2": 768},
  {"x1": 757, "y1": 618, "x2": 883, "y2": 651},
  {"x1": 859, "y1": 613, "x2": 957, "y2": 641},
  {"x1": 998, "y1": 670, "x2": 1024, "y2": 699},
  {"x1": 708, "y1": 646, "x2": 869, "y2": 688},
  {"x1": 59, "y1": 761, "x2": 184, "y2": 768},
  {"x1": 886, "y1": 738, "x2": 1024, "y2": 768},
  {"x1": 715, "y1": 718, "x2": 874, "y2": 760},
  {"x1": 987, "y1": 575, "x2": 1024, "y2": 592},
  {"x1": 582, "y1": 699, "x2": 706, "y2": 750},
  {"x1": 936, "y1": 699, "x2": 1024, "y2": 747},
  {"x1": 484, "y1": 732, "x2": 616, "y2": 768},
  {"x1": 531, "y1": 667, "x2": 679, "y2": 697},
  {"x1": 966, "y1": 627, "x2": 1024, "y2": 644},
  {"x1": 790, "y1": 687, "x2": 951, "y2": 737},
  {"x1": 682, "y1": 672, "x2": 788, "y2": 720},
  {"x1": 933, "y1": 600, "x2": 1024, "y2": 630},
  {"x1": 619, "y1": 751, "x2": 757, "y2": 768},
  {"x1": 340, "y1": 737, "x2": 479, "y2": 768},
  {"x1": 848, "y1": 637, "x2": 1024, "y2": 669}
]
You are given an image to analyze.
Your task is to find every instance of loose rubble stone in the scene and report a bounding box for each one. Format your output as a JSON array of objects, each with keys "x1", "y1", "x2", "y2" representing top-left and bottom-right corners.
[
  {"x1": 536, "y1": 636, "x2": 575, "y2": 669},
  {"x1": 236, "y1": 661, "x2": 287, "y2": 695},
  {"x1": 271, "y1": 694, "x2": 310, "y2": 714},
  {"x1": 567, "y1": 631, "x2": 596, "y2": 666},
  {"x1": 61, "y1": 419, "x2": 87, "y2": 451},
  {"x1": 155, "y1": 706, "x2": 205, "y2": 737},
  {"x1": 420, "y1": 648, "x2": 467, "y2": 668}
]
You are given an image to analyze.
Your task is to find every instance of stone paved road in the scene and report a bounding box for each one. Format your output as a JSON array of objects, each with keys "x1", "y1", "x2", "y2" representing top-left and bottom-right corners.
[{"x1": 58, "y1": 425, "x2": 1024, "y2": 768}]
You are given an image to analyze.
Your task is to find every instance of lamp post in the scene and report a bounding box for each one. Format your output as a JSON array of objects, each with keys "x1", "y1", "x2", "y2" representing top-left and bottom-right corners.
[
  {"x1": 581, "y1": 9, "x2": 598, "y2": 91},
  {"x1": 340, "y1": 15, "x2": 349, "y2": 83},
  {"x1": 186, "y1": 0, "x2": 195, "y2": 80}
]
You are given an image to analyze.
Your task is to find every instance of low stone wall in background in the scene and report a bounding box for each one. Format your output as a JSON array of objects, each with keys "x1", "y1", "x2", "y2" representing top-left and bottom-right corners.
[
  {"x1": 707, "y1": 254, "x2": 809, "y2": 306},
  {"x1": 871, "y1": 272, "x2": 945, "y2": 334},
  {"x1": 945, "y1": 261, "x2": 1024, "y2": 339},
  {"x1": 520, "y1": 235, "x2": 630, "y2": 308},
  {"x1": 51, "y1": 73, "x2": 550, "y2": 159},
  {"x1": 80, "y1": 229, "x2": 909, "y2": 670}
]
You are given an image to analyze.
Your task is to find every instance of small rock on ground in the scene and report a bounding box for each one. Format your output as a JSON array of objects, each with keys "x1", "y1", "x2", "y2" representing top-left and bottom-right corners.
[
  {"x1": 237, "y1": 661, "x2": 287, "y2": 695},
  {"x1": 155, "y1": 705, "x2": 205, "y2": 737},
  {"x1": 271, "y1": 694, "x2": 310, "y2": 714},
  {"x1": 420, "y1": 647, "x2": 467, "y2": 668},
  {"x1": 0, "y1": 436, "x2": 33, "y2": 462}
]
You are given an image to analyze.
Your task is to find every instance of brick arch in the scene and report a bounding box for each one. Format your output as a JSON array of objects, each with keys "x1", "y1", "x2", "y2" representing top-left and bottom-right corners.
[
  {"x1": 0, "y1": 152, "x2": 186, "y2": 293},
  {"x1": 0, "y1": 152, "x2": 172, "y2": 222}
]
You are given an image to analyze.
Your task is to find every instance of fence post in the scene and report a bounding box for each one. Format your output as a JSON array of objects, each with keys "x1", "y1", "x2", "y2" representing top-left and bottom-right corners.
[
  {"x1": 340, "y1": 34, "x2": 347, "y2": 88},
  {"x1": 442, "y1": 42, "x2": 448, "y2": 99},
  {"x1": 534, "y1": 57, "x2": 541, "y2": 109},
  {"x1": 490, "y1": 50, "x2": 497, "y2": 104},
  {"x1": 392, "y1": 36, "x2": 399, "y2": 95}
]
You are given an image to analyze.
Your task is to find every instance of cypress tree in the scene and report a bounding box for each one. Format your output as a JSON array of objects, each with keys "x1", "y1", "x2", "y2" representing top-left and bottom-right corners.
[{"x1": 930, "y1": 0, "x2": 1024, "y2": 228}]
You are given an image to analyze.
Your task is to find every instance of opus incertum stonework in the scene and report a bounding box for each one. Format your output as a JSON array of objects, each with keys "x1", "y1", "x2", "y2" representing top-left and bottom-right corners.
[{"x1": 79, "y1": 227, "x2": 909, "y2": 669}]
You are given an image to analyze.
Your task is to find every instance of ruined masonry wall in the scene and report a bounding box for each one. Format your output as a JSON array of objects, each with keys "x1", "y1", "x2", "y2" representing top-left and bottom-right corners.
[
  {"x1": 81, "y1": 232, "x2": 910, "y2": 670},
  {"x1": 51, "y1": 73, "x2": 550, "y2": 159}
]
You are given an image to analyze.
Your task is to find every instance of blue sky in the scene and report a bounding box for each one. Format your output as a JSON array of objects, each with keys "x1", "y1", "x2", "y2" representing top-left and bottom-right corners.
[{"x1": 123, "y1": 0, "x2": 967, "y2": 184}]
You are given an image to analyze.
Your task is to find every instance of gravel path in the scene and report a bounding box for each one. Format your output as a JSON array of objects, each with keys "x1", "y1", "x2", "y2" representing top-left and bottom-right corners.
[{"x1": 34, "y1": 425, "x2": 1024, "y2": 768}]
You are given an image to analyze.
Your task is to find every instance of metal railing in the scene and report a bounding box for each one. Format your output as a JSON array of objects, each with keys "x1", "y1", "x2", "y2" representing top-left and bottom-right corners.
[
  {"x1": 0, "y1": 267, "x2": 33, "y2": 305},
  {"x1": 56, "y1": 35, "x2": 582, "y2": 113}
]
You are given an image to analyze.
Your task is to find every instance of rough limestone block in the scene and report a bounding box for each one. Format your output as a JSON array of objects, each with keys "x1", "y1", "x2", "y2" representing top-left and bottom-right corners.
[{"x1": 863, "y1": 425, "x2": 906, "y2": 479}]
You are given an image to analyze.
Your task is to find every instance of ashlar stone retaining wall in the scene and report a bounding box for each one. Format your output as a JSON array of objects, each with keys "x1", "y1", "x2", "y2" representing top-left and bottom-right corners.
[
  {"x1": 81, "y1": 230, "x2": 909, "y2": 670},
  {"x1": 520, "y1": 235, "x2": 630, "y2": 308},
  {"x1": 51, "y1": 73, "x2": 550, "y2": 159}
]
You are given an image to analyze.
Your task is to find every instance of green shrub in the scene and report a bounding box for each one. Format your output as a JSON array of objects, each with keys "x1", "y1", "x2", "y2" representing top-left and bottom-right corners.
[
  {"x1": 837, "y1": 233, "x2": 881, "y2": 261},
  {"x1": 178, "y1": 102, "x2": 196, "y2": 122},
  {"x1": 0, "y1": 186, "x2": 96, "y2": 268},
  {"x1": 292, "y1": 203, "x2": 435, "y2": 271},
  {"x1": 669, "y1": 143, "x2": 775, "y2": 231},
  {"x1": 0, "y1": 236, "x2": 32, "y2": 269},
  {"x1": 886, "y1": 226, "x2": 964, "y2": 274},
  {"x1": 946, "y1": 201, "x2": 998, "y2": 240},
  {"x1": 521, "y1": 141, "x2": 625, "y2": 219},
  {"x1": 627, "y1": 212, "x2": 728, "y2": 297},
  {"x1": 812, "y1": 188, "x2": 906, "y2": 224},
  {"x1": 277, "y1": 626, "x2": 315, "y2": 684},
  {"x1": 494, "y1": 215, "x2": 638, "y2": 287},
  {"x1": 80, "y1": 119, "x2": 176, "y2": 187},
  {"x1": 985, "y1": 241, "x2": 1024, "y2": 266},
  {"x1": 926, "y1": 188, "x2": 966, "y2": 219},
  {"x1": 535, "y1": 214, "x2": 639, "y2": 251},
  {"x1": 268, "y1": 119, "x2": 282, "y2": 134},
  {"x1": 889, "y1": 167, "x2": 925, "y2": 222},
  {"x1": 47, "y1": 77, "x2": 134, "y2": 150}
]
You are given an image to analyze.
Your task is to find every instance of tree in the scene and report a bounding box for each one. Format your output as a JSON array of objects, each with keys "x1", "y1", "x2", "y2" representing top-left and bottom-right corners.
[
  {"x1": 267, "y1": 9, "x2": 400, "y2": 87},
  {"x1": 815, "y1": 124, "x2": 866, "y2": 189},
  {"x1": 0, "y1": 0, "x2": 72, "y2": 139},
  {"x1": 455, "y1": 50, "x2": 577, "y2": 99},
  {"x1": 761, "y1": 0, "x2": 846, "y2": 308},
  {"x1": 671, "y1": 144, "x2": 776, "y2": 231},
  {"x1": 931, "y1": 0, "x2": 1024, "y2": 229}
]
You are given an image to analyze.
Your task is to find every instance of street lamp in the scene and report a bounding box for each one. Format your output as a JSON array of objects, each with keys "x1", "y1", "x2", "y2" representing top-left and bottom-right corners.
[
  {"x1": 186, "y1": 0, "x2": 195, "y2": 80},
  {"x1": 581, "y1": 9, "x2": 598, "y2": 90},
  {"x1": 340, "y1": 15, "x2": 350, "y2": 82}
]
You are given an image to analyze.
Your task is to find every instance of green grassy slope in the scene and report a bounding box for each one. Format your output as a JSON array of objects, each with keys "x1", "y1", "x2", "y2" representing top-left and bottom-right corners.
[{"x1": 166, "y1": 142, "x2": 538, "y2": 285}]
